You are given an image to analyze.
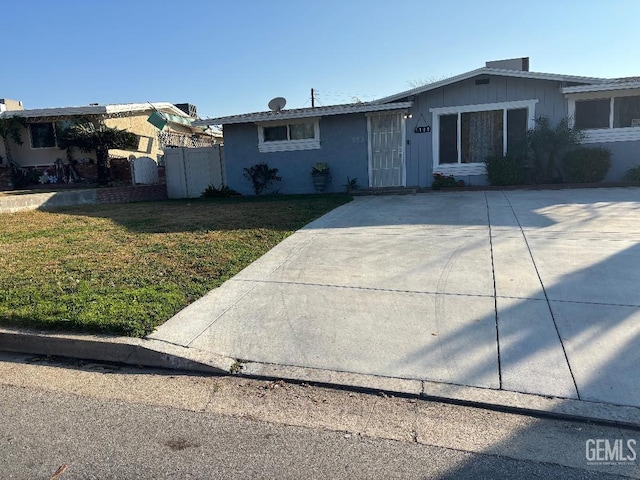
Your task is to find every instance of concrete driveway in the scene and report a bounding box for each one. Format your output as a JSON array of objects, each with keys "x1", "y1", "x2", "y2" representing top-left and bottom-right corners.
[{"x1": 150, "y1": 188, "x2": 640, "y2": 408}]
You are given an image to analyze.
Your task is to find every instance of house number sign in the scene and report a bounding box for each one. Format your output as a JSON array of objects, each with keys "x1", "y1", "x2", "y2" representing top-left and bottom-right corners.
[{"x1": 414, "y1": 126, "x2": 431, "y2": 133}]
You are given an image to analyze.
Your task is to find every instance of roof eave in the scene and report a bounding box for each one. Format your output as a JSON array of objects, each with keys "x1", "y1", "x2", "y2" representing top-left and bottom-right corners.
[
  {"x1": 194, "y1": 101, "x2": 413, "y2": 126},
  {"x1": 562, "y1": 82, "x2": 640, "y2": 94},
  {"x1": 0, "y1": 102, "x2": 191, "y2": 120}
]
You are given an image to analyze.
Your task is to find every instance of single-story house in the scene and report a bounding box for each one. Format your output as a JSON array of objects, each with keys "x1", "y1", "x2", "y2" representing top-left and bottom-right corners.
[
  {"x1": 195, "y1": 58, "x2": 640, "y2": 194},
  {"x1": 0, "y1": 101, "x2": 221, "y2": 184}
]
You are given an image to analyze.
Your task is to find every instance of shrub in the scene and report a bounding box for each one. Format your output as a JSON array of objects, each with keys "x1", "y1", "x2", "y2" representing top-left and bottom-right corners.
[
  {"x1": 526, "y1": 116, "x2": 585, "y2": 183},
  {"x1": 201, "y1": 184, "x2": 241, "y2": 198},
  {"x1": 485, "y1": 155, "x2": 524, "y2": 186},
  {"x1": 623, "y1": 166, "x2": 640, "y2": 183},
  {"x1": 243, "y1": 162, "x2": 281, "y2": 195},
  {"x1": 432, "y1": 173, "x2": 464, "y2": 190},
  {"x1": 562, "y1": 147, "x2": 612, "y2": 183}
]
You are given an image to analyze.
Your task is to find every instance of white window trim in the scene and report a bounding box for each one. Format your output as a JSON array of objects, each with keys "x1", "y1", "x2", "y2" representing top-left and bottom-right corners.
[
  {"x1": 28, "y1": 122, "x2": 58, "y2": 150},
  {"x1": 430, "y1": 99, "x2": 538, "y2": 175},
  {"x1": 567, "y1": 89, "x2": 640, "y2": 143},
  {"x1": 257, "y1": 118, "x2": 320, "y2": 153}
]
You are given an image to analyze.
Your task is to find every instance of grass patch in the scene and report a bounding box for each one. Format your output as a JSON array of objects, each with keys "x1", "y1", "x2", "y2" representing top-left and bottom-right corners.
[{"x1": 0, "y1": 194, "x2": 350, "y2": 337}]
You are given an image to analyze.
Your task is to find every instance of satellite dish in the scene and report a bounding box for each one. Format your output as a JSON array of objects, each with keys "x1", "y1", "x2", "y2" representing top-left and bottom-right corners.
[{"x1": 268, "y1": 97, "x2": 287, "y2": 112}]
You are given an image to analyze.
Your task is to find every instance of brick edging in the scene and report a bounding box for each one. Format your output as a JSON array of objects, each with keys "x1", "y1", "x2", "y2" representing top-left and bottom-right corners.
[{"x1": 96, "y1": 185, "x2": 168, "y2": 204}]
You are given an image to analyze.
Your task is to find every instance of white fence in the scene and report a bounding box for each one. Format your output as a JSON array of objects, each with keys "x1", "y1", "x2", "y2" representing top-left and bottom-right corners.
[
  {"x1": 164, "y1": 146, "x2": 225, "y2": 198},
  {"x1": 131, "y1": 156, "x2": 159, "y2": 184}
]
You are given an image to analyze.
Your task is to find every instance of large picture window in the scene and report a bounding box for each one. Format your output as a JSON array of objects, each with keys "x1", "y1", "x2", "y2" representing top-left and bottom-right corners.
[
  {"x1": 461, "y1": 110, "x2": 504, "y2": 164},
  {"x1": 258, "y1": 119, "x2": 320, "y2": 152},
  {"x1": 431, "y1": 100, "x2": 537, "y2": 174}
]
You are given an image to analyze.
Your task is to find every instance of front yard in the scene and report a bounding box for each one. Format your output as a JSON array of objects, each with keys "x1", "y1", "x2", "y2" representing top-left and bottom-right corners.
[{"x1": 0, "y1": 195, "x2": 350, "y2": 337}]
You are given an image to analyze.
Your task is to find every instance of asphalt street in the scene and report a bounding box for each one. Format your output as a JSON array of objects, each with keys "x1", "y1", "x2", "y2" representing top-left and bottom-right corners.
[{"x1": 0, "y1": 353, "x2": 638, "y2": 479}]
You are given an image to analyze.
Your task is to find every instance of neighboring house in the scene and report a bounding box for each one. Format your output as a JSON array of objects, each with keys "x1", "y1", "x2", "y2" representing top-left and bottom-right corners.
[
  {"x1": 0, "y1": 98, "x2": 24, "y2": 113},
  {"x1": 0, "y1": 102, "x2": 221, "y2": 182},
  {"x1": 195, "y1": 58, "x2": 640, "y2": 194}
]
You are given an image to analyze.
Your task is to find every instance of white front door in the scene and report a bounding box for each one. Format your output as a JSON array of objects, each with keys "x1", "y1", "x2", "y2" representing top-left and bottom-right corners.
[{"x1": 367, "y1": 112, "x2": 405, "y2": 187}]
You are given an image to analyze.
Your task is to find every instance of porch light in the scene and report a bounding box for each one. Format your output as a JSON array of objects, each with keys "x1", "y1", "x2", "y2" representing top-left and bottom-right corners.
[{"x1": 404, "y1": 113, "x2": 413, "y2": 119}]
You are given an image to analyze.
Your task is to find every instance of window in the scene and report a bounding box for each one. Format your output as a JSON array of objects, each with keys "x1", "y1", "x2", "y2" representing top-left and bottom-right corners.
[
  {"x1": 263, "y1": 125, "x2": 288, "y2": 142},
  {"x1": 574, "y1": 99, "x2": 610, "y2": 129},
  {"x1": 289, "y1": 122, "x2": 315, "y2": 140},
  {"x1": 263, "y1": 122, "x2": 314, "y2": 142},
  {"x1": 29, "y1": 122, "x2": 56, "y2": 148},
  {"x1": 439, "y1": 114, "x2": 458, "y2": 164},
  {"x1": 461, "y1": 110, "x2": 503, "y2": 164},
  {"x1": 431, "y1": 100, "x2": 537, "y2": 173},
  {"x1": 568, "y1": 91, "x2": 640, "y2": 142},
  {"x1": 614, "y1": 95, "x2": 640, "y2": 128},
  {"x1": 506, "y1": 108, "x2": 528, "y2": 150},
  {"x1": 258, "y1": 119, "x2": 320, "y2": 152}
]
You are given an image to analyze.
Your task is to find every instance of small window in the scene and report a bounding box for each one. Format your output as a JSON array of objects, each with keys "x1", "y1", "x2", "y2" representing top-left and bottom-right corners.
[
  {"x1": 574, "y1": 99, "x2": 610, "y2": 130},
  {"x1": 29, "y1": 122, "x2": 56, "y2": 148},
  {"x1": 614, "y1": 95, "x2": 640, "y2": 128},
  {"x1": 263, "y1": 125, "x2": 288, "y2": 142},
  {"x1": 289, "y1": 122, "x2": 315, "y2": 140},
  {"x1": 258, "y1": 119, "x2": 320, "y2": 152}
]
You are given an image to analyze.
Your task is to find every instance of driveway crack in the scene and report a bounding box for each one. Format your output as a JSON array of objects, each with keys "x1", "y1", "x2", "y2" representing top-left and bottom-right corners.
[
  {"x1": 484, "y1": 192, "x2": 502, "y2": 389},
  {"x1": 501, "y1": 191, "x2": 581, "y2": 399}
]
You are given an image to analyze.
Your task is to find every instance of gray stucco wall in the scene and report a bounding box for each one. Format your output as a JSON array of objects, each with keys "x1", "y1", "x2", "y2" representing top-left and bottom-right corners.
[
  {"x1": 223, "y1": 113, "x2": 369, "y2": 195},
  {"x1": 403, "y1": 75, "x2": 569, "y2": 187}
]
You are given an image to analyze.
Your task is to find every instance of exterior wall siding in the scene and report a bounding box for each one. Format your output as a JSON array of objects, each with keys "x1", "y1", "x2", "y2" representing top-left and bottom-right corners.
[
  {"x1": 224, "y1": 113, "x2": 369, "y2": 195},
  {"x1": 221, "y1": 75, "x2": 639, "y2": 190},
  {"x1": 404, "y1": 75, "x2": 569, "y2": 187}
]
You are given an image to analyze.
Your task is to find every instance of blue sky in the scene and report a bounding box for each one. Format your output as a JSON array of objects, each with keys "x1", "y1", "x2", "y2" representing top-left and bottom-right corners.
[{"x1": 2, "y1": 0, "x2": 639, "y2": 118}]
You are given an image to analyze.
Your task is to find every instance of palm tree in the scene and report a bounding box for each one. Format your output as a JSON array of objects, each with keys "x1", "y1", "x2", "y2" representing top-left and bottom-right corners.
[
  {"x1": 58, "y1": 119, "x2": 139, "y2": 185},
  {"x1": 0, "y1": 115, "x2": 27, "y2": 168}
]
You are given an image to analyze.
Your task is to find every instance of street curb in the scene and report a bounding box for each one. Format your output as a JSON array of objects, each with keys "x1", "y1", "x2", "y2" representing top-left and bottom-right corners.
[
  {"x1": 2, "y1": 328, "x2": 639, "y2": 430},
  {"x1": 239, "y1": 362, "x2": 640, "y2": 430},
  {"x1": 0, "y1": 328, "x2": 235, "y2": 374}
]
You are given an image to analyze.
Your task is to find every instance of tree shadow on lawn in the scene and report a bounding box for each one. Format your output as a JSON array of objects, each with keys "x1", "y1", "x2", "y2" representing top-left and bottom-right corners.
[{"x1": 35, "y1": 194, "x2": 352, "y2": 234}]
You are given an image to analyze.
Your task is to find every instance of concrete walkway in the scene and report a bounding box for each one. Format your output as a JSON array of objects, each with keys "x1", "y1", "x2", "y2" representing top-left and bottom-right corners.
[{"x1": 150, "y1": 188, "x2": 640, "y2": 410}]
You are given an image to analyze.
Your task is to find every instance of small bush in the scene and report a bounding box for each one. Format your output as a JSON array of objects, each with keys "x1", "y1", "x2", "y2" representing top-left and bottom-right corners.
[
  {"x1": 623, "y1": 166, "x2": 640, "y2": 182},
  {"x1": 11, "y1": 167, "x2": 41, "y2": 189},
  {"x1": 432, "y1": 173, "x2": 464, "y2": 190},
  {"x1": 485, "y1": 155, "x2": 524, "y2": 186},
  {"x1": 243, "y1": 162, "x2": 281, "y2": 195},
  {"x1": 201, "y1": 184, "x2": 241, "y2": 198},
  {"x1": 343, "y1": 176, "x2": 359, "y2": 193},
  {"x1": 562, "y1": 147, "x2": 611, "y2": 183}
]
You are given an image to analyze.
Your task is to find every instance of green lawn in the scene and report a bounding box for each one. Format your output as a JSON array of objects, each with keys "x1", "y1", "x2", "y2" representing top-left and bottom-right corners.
[{"x1": 0, "y1": 195, "x2": 350, "y2": 337}]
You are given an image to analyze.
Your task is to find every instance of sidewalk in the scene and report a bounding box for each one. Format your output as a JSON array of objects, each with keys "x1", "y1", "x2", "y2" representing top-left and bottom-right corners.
[{"x1": 2, "y1": 189, "x2": 640, "y2": 428}]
